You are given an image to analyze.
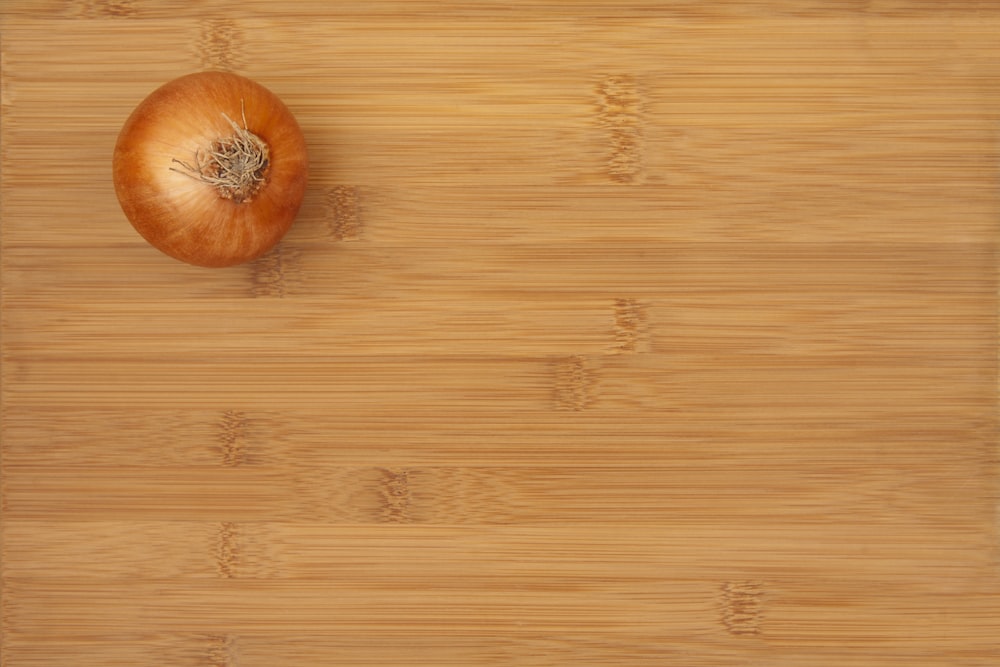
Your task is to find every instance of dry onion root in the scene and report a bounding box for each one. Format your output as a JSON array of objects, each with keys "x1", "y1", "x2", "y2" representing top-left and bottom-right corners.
[{"x1": 113, "y1": 72, "x2": 308, "y2": 268}]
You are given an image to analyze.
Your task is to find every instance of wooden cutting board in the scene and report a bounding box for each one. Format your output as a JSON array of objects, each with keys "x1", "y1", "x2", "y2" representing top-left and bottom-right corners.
[{"x1": 2, "y1": 2, "x2": 998, "y2": 665}]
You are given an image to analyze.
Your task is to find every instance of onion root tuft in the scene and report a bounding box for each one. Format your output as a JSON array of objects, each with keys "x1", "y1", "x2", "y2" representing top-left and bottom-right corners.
[{"x1": 170, "y1": 103, "x2": 270, "y2": 204}]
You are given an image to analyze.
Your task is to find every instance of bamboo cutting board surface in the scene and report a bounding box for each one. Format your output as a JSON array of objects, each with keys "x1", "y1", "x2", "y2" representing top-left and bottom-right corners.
[{"x1": 2, "y1": 2, "x2": 999, "y2": 665}]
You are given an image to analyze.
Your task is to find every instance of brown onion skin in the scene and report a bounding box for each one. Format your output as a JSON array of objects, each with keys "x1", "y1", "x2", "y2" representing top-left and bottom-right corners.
[{"x1": 113, "y1": 71, "x2": 308, "y2": 268}]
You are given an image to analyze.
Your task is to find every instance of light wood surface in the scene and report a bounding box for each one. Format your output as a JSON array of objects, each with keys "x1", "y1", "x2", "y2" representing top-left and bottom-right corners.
[{"x1": 2, "y1": 2, "x2": 999, "y2": 665}]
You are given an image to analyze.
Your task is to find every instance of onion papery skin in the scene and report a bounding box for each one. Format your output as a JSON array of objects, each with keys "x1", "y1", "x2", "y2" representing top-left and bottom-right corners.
[{"x1": 113, "y1": 71, "x2": 308, "y2": 268}]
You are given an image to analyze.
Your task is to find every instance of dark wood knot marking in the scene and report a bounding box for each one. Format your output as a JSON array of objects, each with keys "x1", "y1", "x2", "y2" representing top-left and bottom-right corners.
[
  {"x1": 218, "y1": 410, "x2": 248, "y2": 467},
  {"x1": 216, "y1": 522, "x2": 241, "y2": 579},
  {"x1": 206, "y1": 633, "x2": 239, "y2": 667},
  {"x1": 198, "y1": 19, "x2": 244, "y2": 71},
  {"x1": 552, "y1": 356, "x2": 596, "y2": 411},
  {"x1": 72, "y1": 0, "x2": 137, "y2": 17},
  {"x1": 250, "y1": 246, "x2": 301, "y2": 298},
  {"x1": 720, "y1": 580, "x2": 764, "y2": 636},
  {"x1": 324, "y1": 186, "x2": 364, "y2": 241},
  {"x1": 378, "y1": 467, "x2": 414, "y2": 523},
  {"x1": 612, "y1": 298, "x2": 650, "y2": 354},
  {"x1": 596, "y1": 74, "x2": 644, "y2": 183}
]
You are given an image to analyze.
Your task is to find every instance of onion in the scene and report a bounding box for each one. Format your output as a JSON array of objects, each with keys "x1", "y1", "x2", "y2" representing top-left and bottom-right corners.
[{"x1": 113, "y1": 71, "x2": 308, "y2": 267}]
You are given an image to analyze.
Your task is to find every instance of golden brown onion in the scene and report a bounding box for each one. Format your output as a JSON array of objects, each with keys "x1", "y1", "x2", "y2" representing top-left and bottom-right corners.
[{"x1": 113, "y1": 71, "x2": 308, "y2": 267}]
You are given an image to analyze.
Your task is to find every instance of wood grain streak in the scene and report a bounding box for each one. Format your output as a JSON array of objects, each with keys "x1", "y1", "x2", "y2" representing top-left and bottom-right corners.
[{"x1": 2, "y1": 3, "x2": 999, "y2": 666}]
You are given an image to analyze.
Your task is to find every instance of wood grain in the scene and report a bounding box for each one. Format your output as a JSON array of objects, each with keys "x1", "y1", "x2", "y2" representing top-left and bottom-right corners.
[{"x1": 2, "y1": 2, "x2": 999, "y2": 665}]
